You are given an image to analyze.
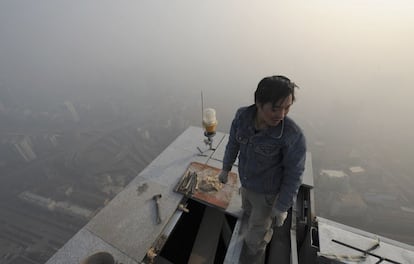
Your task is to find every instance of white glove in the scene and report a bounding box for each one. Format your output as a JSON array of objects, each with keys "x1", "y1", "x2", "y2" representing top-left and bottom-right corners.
[
  {"x1": 272, "y1": 208, "x2": 288, "y2": 227},
  {"x1": 218, "y1": 170, "x2": 229, "y2": 184}
]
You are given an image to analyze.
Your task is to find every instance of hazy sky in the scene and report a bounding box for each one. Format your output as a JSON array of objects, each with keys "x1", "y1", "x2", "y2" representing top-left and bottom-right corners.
[
  {"x1": 1, "y1": 0, "x2": 413, "y2": 145},
  {"x1": 1, "y1": 0, "x2": 414, "y2": 247}
]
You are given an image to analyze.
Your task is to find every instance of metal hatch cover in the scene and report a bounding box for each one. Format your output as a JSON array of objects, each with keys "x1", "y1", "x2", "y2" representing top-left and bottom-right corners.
[{"x1": 175, "y1": 162, "x2": 238, "y2": 209}]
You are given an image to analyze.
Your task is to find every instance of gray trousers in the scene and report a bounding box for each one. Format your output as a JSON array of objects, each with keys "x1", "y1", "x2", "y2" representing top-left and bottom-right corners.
[{"x1": 239, "y1": 187, "x2": 278, "y2": 264}]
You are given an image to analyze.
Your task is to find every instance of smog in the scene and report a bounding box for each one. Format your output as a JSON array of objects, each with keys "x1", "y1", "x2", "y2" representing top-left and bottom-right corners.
[{"x1": 0, "y1": 1, "x2": 413, "y2": 262}]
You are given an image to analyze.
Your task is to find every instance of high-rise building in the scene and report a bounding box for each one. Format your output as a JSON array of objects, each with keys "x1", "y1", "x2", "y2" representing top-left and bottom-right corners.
[
  {"x1": 64, "y1": 101, "x2": 80, "y2": 122},
  {"x1": 13, "y1": 136, "x2": 37, "y2": 162}
]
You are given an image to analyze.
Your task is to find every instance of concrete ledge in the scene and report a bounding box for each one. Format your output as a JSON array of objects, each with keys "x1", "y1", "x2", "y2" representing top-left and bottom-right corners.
[{"x1": 45, "y1": 228, "x2": 139, "y2": 264}]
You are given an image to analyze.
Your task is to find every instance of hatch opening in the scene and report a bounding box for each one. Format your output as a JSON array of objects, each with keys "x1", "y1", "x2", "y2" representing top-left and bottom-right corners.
[{"x1": 157, "y1": 199, "x2": 237, "y2": 264}]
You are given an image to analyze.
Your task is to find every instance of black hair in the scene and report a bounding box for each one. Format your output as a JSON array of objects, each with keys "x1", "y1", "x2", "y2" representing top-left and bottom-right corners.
[{"x1": 254, "y1": 75, "x2": 298, "y2": 106}]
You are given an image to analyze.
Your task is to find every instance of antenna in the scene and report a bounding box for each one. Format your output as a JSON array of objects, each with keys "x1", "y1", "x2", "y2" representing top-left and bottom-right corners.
[{"x1": 201, "y1": 91, "x2": 204, "y2": 127}]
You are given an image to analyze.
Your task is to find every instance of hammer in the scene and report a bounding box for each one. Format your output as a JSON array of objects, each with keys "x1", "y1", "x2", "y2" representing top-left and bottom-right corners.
[{"x1": 152, "y1": 194, "x2": 162, "y2": 224}]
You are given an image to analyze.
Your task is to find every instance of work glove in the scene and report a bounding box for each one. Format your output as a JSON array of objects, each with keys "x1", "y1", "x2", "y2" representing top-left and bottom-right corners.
[
  {"x1": 272, "y1": 208, "x2": 288, "y2": 227},
  {"x1": 218, "y1": 170, "x2": 229, "y2": 184}
]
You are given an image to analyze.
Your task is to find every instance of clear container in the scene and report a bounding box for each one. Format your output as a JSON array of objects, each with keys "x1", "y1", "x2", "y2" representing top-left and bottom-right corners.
[{"x1": 203, "y1": 108, "x2": 217, "y2": 133}]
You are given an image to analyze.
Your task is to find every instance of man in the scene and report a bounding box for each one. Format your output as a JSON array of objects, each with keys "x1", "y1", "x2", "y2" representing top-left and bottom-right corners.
[{"x1": 218, "y1": 75, "x2": 306, "y2": 264}]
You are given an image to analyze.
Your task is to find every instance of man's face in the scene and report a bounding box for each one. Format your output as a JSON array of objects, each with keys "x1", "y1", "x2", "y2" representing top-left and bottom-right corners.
[{"x1": 256, "y1": 95, "x2": 293, "y2": 127}]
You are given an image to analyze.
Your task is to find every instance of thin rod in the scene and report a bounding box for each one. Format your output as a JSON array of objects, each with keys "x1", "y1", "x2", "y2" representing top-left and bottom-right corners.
[{"x1": 201, "y1": 91, "x2": 204, "y2": 124}]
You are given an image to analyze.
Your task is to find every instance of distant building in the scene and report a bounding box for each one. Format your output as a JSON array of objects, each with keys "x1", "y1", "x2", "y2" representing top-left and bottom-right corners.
[
  {"x1": 400, "y1": 206, "x2": 414, "y2": 214},
  {"x1": 319, "y1": 169, "x2": 350, "y2": 193},
  {"x1": 363, "y1": 192, "x2": 398, "y2": 207},
  {"x1": 44, "y1": 134, "x2": 59, "y2": 147},
  {"x1": 313, "y1": 140, "x2": 326, "y2": 147},
  {"x1": 329, "y1": 191, "x2": 367, "y2": 218},
  {"x1": 64, "y1": 101, "x2": 80, "y2": 122},
  {"x1": 349, "y1": 166, "x2": 365, "y2": 174},
  {"x1": 13, "y1": 136, "x2": 37, "y2": 162},
  {"x1": 320, "y1": 169, "x2": 347, "y2": 178},
  {"x1": 348, "y1": 149, "x2": 362, "y2": 159},
  {"x1": 19, "y1": 191, "x2": 93, "y2": 219}
]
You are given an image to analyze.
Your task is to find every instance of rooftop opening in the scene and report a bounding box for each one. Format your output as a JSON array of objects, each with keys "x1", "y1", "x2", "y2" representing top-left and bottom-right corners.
[{"x1": 157, "y1": 199, "x2": 237, "y2": 264}]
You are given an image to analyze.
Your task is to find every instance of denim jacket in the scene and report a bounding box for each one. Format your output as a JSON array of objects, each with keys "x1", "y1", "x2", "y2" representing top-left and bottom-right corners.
[{"x1": 222, "y1": 105, "x2": 306, "y2": 212}]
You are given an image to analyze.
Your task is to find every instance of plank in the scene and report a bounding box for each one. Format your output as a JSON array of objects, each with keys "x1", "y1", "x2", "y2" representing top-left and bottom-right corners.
[{"x1": 188, "y1": 206, "x2": 224, "y2": 264}]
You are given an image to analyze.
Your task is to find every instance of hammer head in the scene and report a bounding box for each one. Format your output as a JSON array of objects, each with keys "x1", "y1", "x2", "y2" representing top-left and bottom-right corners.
[{"x1": 152, "y1": 194, "x2": 162, "y2": 201}]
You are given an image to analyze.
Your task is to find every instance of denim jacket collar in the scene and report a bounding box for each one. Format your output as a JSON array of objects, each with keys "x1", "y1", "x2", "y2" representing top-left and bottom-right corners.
[{"x1": 243, "y1": 104, "x2": 284, "y2": 140}]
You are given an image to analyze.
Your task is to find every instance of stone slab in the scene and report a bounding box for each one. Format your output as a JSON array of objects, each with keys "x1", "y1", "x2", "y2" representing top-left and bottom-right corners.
[
  {"x1": 137, "y1": 145, "x2": 209, "y2": 188},
  {"x1": 45, "y1": 228, "x2": 139, "y2": 264},
  {"x1": 318, "y1": 217, "x2": 414, "y2": 263},
  {"x1": 87, "y1": 176, "x2": 182, "y2": 261},
  {"x1": 46, "y1": 126, "x2": 312, "y2": 263},
  {"x1": 170, "y1": 126, "x2": 225, "y2": 155}
]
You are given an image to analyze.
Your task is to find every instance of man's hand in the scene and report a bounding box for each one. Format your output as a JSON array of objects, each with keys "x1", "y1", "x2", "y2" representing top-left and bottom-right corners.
[
  {"x1": 218, "y1": 170, "x2": 229, "y2": 184},
  {"x1": 272, "y1": 208, "x2": 288, "y2": 227}
]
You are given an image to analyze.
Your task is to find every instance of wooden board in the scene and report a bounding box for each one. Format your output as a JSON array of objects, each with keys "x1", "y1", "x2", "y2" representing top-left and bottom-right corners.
[
  {"x1": 175, "y1": 162, "x2": 238, "y2": 209},
  {"x1": 188, "y1": 206, "x2": 224, "y2": 264}
]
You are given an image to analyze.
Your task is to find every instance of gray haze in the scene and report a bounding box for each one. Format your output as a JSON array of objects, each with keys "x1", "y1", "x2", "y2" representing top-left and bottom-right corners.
[
  {"x1": 1, "y1": 1, "x2": 413, "y2": 130},
  {"x1": 1, "y1": 0, "x2": 414, "y2": 257}
]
